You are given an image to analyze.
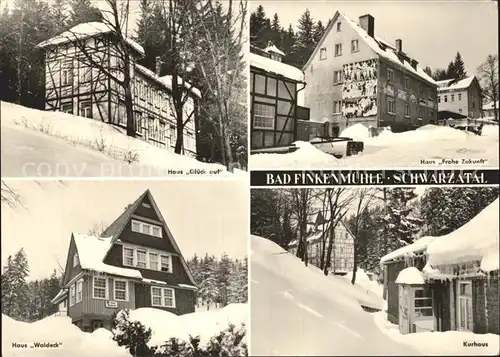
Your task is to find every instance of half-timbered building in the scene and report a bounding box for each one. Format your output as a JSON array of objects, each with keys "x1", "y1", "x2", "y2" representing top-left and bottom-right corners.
[
  {"x1": 250, "y1": 44, "x2": 310, "y2": 151},
  {"x1": 288, "y1": 211, "x2": 355, "y2": 274},
  {"x1": 50, "y1": 189, "x2": 197, "y2": 332},
  {"x1": 381, "y1": 198, "x2": 499, "y2": 335},
  {"x1": 37, "y1": 22, "x2": 199, "y2": 156}
]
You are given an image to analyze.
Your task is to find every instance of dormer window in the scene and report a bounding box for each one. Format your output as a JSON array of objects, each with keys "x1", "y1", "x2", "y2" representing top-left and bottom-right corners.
[
  {"x1": 73, "y1": 253, "x2": 79, "y2": 267},
  {"x1": 131, "y1": 219, "x2": 162, "y2": 238},
  {"x1": 122, "y1": 245, "x2": 173, "y2": 273}
]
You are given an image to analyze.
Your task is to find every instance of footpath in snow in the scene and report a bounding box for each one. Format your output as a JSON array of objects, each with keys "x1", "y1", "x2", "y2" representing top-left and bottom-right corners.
[
  {"x1": 250, "y1": 123, "x2": 499, "y2": 169},
  {"x1": 1, "y1": 101, "x2": 243, "y2": 177}
]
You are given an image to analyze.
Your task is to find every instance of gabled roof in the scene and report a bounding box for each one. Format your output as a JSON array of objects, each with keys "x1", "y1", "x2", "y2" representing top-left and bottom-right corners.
[
  {"x1": 51, "y1": 289, "x2": 68, "y2": 304},
  {"x1": 250, "y1": 52, "x2": 304, "y2": 83},
  {"x1": 264, "y1": 44, "x2": 285, "y2": 57},
  {"x1": 288, "y1": 219, "x2": 354, "y2": 247},
  {"x1": 36, "y1": 22, "x2": 144, "y2": 57},
  {"x1": 100, "y1": 189, "x2": 197, "y2": 286},
  {"x1": 483, "y1": 100, "x2": 499, "y2": 110},
  {"x1": 303, "y1": 11, "x2": 436, "y2": 86},
  {"x1": 437, "y1": 76, "x2": 477, "y2": 92}
]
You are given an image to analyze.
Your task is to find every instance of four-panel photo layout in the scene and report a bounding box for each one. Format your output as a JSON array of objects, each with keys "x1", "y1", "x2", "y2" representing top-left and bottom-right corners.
[{"x1": 1, "y1": 0, "x2": 499, "y2": 356}]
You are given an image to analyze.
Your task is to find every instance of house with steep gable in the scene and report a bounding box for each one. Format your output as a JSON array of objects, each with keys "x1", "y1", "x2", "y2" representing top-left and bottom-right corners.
[
  {"x1": 36, "y1": 22, "x2": 199, "y2": 156},
  {"x1": 288, "y1": 210, "x2": 354, "y2": 274},
  {"x1": 381, "y1": 198, "x2": 499, "y2": 335},
  {"x1": 303, "y1": 12, "x2": 438, "y2": 133},
  {"x1": 51, "y1": 189, "x2": 197, "y2": 332},
  {"x1": 437, "y1": 76, "x2": 482, "y2": 119}
]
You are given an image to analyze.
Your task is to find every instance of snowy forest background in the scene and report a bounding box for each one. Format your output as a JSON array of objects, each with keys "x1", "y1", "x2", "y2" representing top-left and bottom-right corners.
[
  {"x1": 250, "y1": 4, "x2": 498, "y2": 115},
  {"x1": 0, "y1": 0, "x2": 248, "y2": 168},
  {"x1": 251, "y1": 187, "x2": 499, "y2": 283},
  {"x1": 1, "y1": 249, "x2": 248, "y2": 322}
]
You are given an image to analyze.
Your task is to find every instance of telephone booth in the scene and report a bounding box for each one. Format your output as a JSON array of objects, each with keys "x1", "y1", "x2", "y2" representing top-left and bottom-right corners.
[{"x1": 396, "y1": 267, "x2": 435, "y2": 334}]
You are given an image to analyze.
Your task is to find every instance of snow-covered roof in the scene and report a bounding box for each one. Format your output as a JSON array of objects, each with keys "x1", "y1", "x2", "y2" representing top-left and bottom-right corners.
[
  {"x1": 304, "y1": 12, "x2": 436, "y2": 86},
  {"x1": 73, "y1": 233, "x2": 143, "y2": 279},
  {"x1": 250, "y1": 52, "x2": 304, "y2": 83},
  {"x1": 395, "y1": 267, "x2": 425, "y2": 285},
  {"x1": 51, "y1": 289, "x2": 67, "y2": 304},
  {"x1": 36, "y1": 22, "x2": 144, "y2": 56},
  {"x1": 264, "y1": 44, "x2": 285, "y2": 57},
  {"x1": 426, "y1": 198, "x2": 499, "y2": 270},
  {"x1": 380, "y1": 236, "x2": 439, "y2": 264},
  {"x1": 135, "y1": 64, "x2": 201, "y2": 99},
  {"x1": 483, "y1": 101, "x2": 499, "y2": 110},
  {"x1": 437, "y1": 76, "x2": 476, "y2": 92}
]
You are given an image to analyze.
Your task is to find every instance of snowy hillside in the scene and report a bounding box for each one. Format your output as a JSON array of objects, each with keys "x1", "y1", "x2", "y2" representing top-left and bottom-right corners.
[
  {"x1": 1, "y1": 102, "x2": 235, "y2": 176},
  {"x1": 2, "y1": 304, "x2": 248, "y2": 357},
  {"x1": 250, "y1": 124, "x2": 499, "y2": 169},
  {"x1": 250, "y1": 235, "x2": 500, "y2": 356}
]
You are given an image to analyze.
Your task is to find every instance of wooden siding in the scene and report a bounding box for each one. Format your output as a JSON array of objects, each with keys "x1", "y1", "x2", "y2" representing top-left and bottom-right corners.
[
  {"x1": 485, "y1": 272, "x2": 499, "y2": 334},
  {"x1": 118, "y1": 221, "x2": 177, "y2": 252},
  {"x1": 472, "y1": 278, "x2": 488, "y2": 333},
  {"x1": 63, "y1": 236, "x2": 83, "y2": 286},
  {"x1": 250, "y1": 69, "x2": 299, "y2": 149},
  {"x1": 104, "y1": 244, "x2": 192, "y2": 285},
  {"x1": 134, "y1": 283, "x2": 196, "y2": 315},
  {"x1": 431, "y1": 280, "x2": 451, "y2": 331}
]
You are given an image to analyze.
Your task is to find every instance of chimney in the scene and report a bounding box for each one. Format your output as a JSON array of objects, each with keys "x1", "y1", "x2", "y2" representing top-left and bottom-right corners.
[
  {"x1": 395, "y1": 39, "x2": 402, "y2": 53},
  {"x1": 359, "y1": 14, "x2": 375, "y2": 37},
  {"x1": 155, "y1": 56, "x2": 161, "y2": 76}
]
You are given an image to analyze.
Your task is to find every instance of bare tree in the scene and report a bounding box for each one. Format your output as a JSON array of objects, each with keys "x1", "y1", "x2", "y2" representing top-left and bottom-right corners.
[
  {"x1": 477, "y1": 54, "x2": 499, "y2": 121},
  {"x1": 1, "y1": 181, "x2": 22, "y2": 209},
  {"x1": 184, "y1": 0, "x2": 248, "y2": 168},
  {"x1": 349, "y1": 188, "x2": 377, "y2": 285},
  {"x1": 290, "y1": 188, "x2": 314, "y2": 265}
]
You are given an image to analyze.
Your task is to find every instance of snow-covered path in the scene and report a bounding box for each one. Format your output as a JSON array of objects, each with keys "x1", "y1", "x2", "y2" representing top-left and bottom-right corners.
[{"x1": 250, "y1": 236, "x2": 421, "y2": 356}]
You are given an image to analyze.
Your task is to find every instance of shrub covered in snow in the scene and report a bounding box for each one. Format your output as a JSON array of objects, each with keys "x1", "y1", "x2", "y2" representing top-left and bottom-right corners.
[{"x1": 112, "y1": 308, "x2": 248, "y2": 357}]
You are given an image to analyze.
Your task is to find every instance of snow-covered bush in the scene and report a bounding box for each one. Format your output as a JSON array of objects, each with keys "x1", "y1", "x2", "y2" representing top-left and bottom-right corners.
[
  {"x1": 112, "y1": 309, "x2": 248, "y2": 357},
  {"x1": 112, "y1": 309, "x2": 153, "y2": 356}
]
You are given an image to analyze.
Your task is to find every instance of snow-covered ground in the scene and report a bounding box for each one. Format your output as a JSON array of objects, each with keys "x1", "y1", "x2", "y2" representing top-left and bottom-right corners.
[
  {"x1": 373, "y1": 311, "x2": 499, "y2": 356},
  {"x1": 1, "y1": 101, "x2": 239, "y2": 176},
  {"x1": 250, "y1": 123, "x2": 499, "y2": 169},
  {"x1": 2, "y1": 314, "x2": 130, "y2": 357},
  {"x1": 250, "y1": 235, "x2": 419, "y2": 356},
  {"x1": 2, "y1": 304, "x2": 248, "y2": 357},
  {"x1": 250, "y1": 235, "x2": 500, "y2": 356}
]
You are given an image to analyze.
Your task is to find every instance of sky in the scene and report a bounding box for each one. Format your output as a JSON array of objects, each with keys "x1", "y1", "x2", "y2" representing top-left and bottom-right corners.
[
  {"x1": 1, "y1": 179, "x2": 248, "y2": 280},
  {"x1": 250, "y1": 0, "x2": 498, "y2": 75}
]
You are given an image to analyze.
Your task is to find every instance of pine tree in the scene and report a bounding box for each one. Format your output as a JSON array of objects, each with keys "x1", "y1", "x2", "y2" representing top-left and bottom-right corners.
[
  {"x1": 446, "y1": 60, "x2": 457, "y2": 79},
  {"x1": 423, "y1": 66, "x2": 432, "y2": 77},
  {"x1": 1, "y1": 256, "x2": 14, "y2": 316},
  {"x1": 249, "y1": 5, "x2": 271, "y2": 49},
  {"x1": 2, "y1": 249, "x2": 30, "y2": 321},
  {"x1": 313, "y1": 20, "x2": 325, "y2": 45},
  {"x1": 68, "y1": 0, "x2": 102, "y2": 27},
  {"x1": 282, "y1": 24, "x2": 296, "y2": 65},
  {"x1": 294, "y1": 9, "x2": 316, "y2": 67},
  {"x1": 269, "y1": 13, "x2": 282, "y2": 49},
  {"x1": 198, "y1": 255, "x2": 219, "y2": 310},
  {"x1": 453, "y1": 52, "x2": 467, "y2": 79},
  {"x1": 50, "y1": 0, "x2": 69, "y2": 32}
]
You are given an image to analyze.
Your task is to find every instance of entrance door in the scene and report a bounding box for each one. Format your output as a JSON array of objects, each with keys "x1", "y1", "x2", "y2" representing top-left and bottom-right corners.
[
  {"x1": 92, "y1": 320, "x2": 104, "y2": 331},
  {"x1": 457, "y1": 281, "x2": 473, "y2": 331},
  {"x1": 398, "y1": 285, "x2": 410, "y2": 334}
]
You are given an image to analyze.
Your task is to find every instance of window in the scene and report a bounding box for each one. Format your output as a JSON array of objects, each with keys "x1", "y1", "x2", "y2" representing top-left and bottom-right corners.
[
  {"x1": 438, "y1": 96, "x2": 441, "y2": 103},
  {"x1": 131, "y1": 219, "x2": 162, "y2": 238},
  {"x1": 114, "y1": 280, "x2": 128, "y2": 301},
  {"x1": 152, "y1": 226, "x2": 161, "y2": 237},
  {"x1": 333, "y1": 70, "x2": 343, "y2": 84},
  {"x1": 414, "y1": 287, "x2": 433, "y2": 317},
  {"x1": 387, "y1": 97, "x2": 395, "y2": 114},
  {"x1": 451, "y1": 94, "x2": 455, "y2": 102},
  {"x1": 335, "y1": 43, "x2": 342, "y2": 56},
  {"x1": 332, "y1": 101, "x2": 342, "y2": 114},
  {"x1": 419, "y1": 107, "x2": 424, "y2": 119},
  {"x1": 93, "y1": 277, "x2": 107, "y2": 299},
  {"x1": 149, "y1": 252, "x2": 159, "y2": 270},
  {"x1": 134, "y1": 111, "x2": 142, "y2": 134},
  {"x1": 80, "y1": 101, "x2": 92, "y2": 118},
  {"x1": 404, "y1": 104, "x2": 410, "y2": 117},
  {"x1": 430, "y1": 109, "x2": 434, "y2": 117},
  {"x1": 404, "y1": 77, "x2": 410, "y2": 89},
  {"x1": 73, "y1": 253, "x2": 79, "y2": 267},
  {"x1": 159, "y1": 122, "x2": 165, "y2": 142},
  {"x1": 336, "y1": 22, "x2": 341, "y2": 31},
  {"x1": 320, "y1": 48, "x2": 327, "y2": 60},
  {"x1": 161, "y1": 254, "x2": 171, "y2": 273},
  {"x1": 458, "y1": 93, "x2": 462, "y2": 101},
  {"x1": 142, "y1": 223, "x2": 151, "y2": 235},
  {"x1": 70, "y1": 284, "x2": 76, "y2": 306},
  {"x1": 137, "y1": 250, "x2": 147, "y2": 268},
  {"x1": 151, "y1": 287, "x2": 176, "y2": 308},
  {"x1": 387, "y1": 69, "x2": 394, "y2": 83},
  {"x1": 459, "y1": 108, "x2": 463, "y2": 113},
  {"x1": 123, "y1": 247, "x2": 134, "y2": 266},
  {"x1": 253, "y1": 103, "x2": 275, "y2": 129},
  {"x1": 351, "y1": 39, "x2": 359, "y2": 53},
  {"x1": 444, "y1": 95, "x2": 448, "y2": 102},
  {"x1": 458, "y1": 281, "x2": 473, "y2": 331},
  {"x1": 61, "y1": 103, "x2": 73, "y2": 114},
  {"x1": 62, "y1": 70, "x2": 68, "y2": 86},
  {"x1": 76, "y1": 279, "x2": 83, "y2": 303}
]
